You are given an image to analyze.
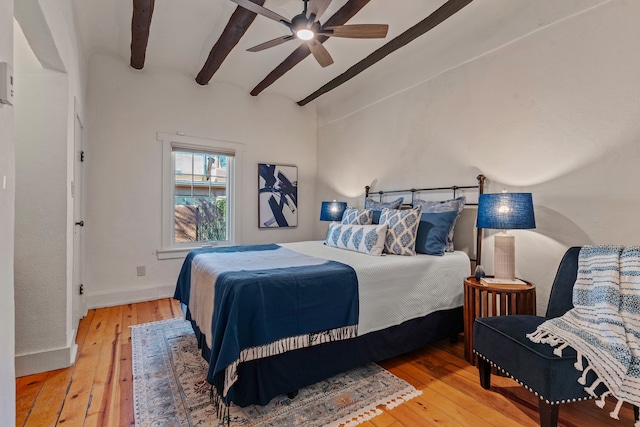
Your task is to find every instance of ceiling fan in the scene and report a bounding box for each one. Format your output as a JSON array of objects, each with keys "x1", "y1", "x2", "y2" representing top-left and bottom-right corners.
[{"x1": 231, "y1": 0, "x2": 389, "y2": 67}]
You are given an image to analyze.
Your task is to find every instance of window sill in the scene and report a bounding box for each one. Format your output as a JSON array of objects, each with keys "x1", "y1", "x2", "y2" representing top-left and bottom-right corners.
[{"x1": 156, "y1": 248, "x2": 192, "y2": 260}]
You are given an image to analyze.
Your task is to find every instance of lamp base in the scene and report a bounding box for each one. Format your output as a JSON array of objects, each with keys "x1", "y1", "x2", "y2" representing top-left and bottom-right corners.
[{"x1": 494, "y1": 233, "x2": 515, "y2": 280}]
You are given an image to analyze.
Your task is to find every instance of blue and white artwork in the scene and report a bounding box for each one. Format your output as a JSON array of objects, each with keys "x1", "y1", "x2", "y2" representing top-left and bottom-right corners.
[{"x1": 258, "y1": 163, "x2": 298, "y2": 228}]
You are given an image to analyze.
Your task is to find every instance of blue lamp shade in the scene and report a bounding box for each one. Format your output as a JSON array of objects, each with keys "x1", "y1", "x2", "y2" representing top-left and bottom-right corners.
[
  {"x1": 320, "y1": 201, "x2": 347, "y2": 222},
  {"x1": 477, "y1": 193, "x2": 536, "y2": 230}
]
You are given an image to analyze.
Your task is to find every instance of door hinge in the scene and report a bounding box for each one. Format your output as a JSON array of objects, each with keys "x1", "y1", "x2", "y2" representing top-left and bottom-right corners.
[
  {"x1": 79, "y1": 284, "x2": 84, "y2": 295},
  {"x1": 80, "y1": 151, "x2": 85, "y2": 162}
]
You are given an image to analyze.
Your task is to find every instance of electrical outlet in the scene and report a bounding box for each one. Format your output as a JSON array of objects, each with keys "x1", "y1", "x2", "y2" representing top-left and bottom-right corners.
[{"x1": 137, "y1": 265, "x2": 146, "y2": 277}]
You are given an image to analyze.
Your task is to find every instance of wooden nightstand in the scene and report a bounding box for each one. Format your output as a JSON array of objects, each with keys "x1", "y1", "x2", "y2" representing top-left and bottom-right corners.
[{"x1": 463, "y1": 276, "x2": 536, "y2": 365}]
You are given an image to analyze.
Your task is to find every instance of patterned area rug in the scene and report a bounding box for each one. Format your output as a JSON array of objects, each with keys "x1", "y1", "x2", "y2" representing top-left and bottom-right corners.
[{"x1": 132, "y1": 318, "x2": 421, "y2": 427}]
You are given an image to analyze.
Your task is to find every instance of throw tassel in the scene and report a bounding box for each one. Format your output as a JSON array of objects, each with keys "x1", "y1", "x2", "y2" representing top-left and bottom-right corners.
[
  {"x1": 595, "y1": 391, "x2": 611, "y2": 408},
  {"x1": 526, "y1": 329, "x2": 548, "y2": 343},
  {"x1": 554, "y1": 342, "x2": 569, "y2": 357},
  {"x1": 578, "y1": 366, "x2": 593, "y2": 386},
  {"x1": 584, "y1": 377, "x2": 603, "y2": 397},
  {"x1": 574, "y1": 351, "x2": 584, "y2": 371},
  {"x1": 610, "y1": 398, "x2": 624, "y2": 420}
]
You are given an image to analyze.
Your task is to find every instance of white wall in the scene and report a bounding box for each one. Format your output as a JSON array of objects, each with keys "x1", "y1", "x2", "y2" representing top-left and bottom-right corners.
[
  {"x1": 13, "y1": 0, "x2": 86, "y2": 376},
  {"x1": 84, "y1": 54, "x2": 317, "y2": 308},
  {"x1": 14, "y1": 21, "x2": 70, "y2": 358},
  {"x1": 315, "y1": 0, "x2": 640, "y2": 314},
  {"x1": 0, "y1": 0, "x2": 16, "y2": 421}
]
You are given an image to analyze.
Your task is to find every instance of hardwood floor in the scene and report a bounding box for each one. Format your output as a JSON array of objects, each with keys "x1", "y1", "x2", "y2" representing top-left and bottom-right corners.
[{"x1": 16, "y1": 298, "x2": 636, "y2": 426}]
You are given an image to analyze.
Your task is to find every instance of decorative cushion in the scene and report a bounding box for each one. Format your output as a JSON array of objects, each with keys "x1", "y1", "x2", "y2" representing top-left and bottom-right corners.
[
  {"x1": 415, "y1": 210, "x2": 459, "y2": 256},
  {"x1": 341, "y1": 207, "x2": 373, "y2": 225},
  {"x1": 365, "y1": 197, "x2": 403, "y2": 210},
  {"x1": 325, "y1": 223, "x2": 387, "y2": 256},
  {"x1": 378, "y1": 206, "x2": 422, "y2": 256},
  {"x1": 366, "y1": 198, "x2": 403, "y2": 225},
  {"x1": 413, "y1": 196, "x2": 466, "y2": 252}
]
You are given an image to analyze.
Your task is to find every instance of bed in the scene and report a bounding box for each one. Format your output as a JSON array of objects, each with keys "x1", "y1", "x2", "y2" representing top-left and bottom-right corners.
[{"x1": 174, "y1": 175, "x2": 486, "y2": 408}]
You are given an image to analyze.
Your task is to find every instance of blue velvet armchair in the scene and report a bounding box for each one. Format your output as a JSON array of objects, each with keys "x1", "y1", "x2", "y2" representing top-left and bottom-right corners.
[{"x1": 472, "y1": 246, "x2": 640, "y2": 427}]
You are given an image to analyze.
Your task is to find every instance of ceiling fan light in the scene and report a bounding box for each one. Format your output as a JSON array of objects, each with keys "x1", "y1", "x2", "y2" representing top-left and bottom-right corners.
[{"x1": 296, "y1": 29, "x2": 314, "y2": 40}]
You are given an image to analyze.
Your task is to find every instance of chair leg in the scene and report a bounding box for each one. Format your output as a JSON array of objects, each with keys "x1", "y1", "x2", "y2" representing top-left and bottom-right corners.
[
  {"x1": 538, "y1": 401, "x2": 559, "y2": 427},
  {"x1": 634, "y1": 405, "x2": 639, "y2": 422},
  {"x1": 478, "y1": 358, "x2": 491, "y2": 389}
]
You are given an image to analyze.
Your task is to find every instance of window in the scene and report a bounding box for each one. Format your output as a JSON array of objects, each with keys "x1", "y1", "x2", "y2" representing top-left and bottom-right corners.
[
  {"x1": 174, "y1": 150, "x2": 228, "y2": 243},
  {"x1": 158, "y1": 133, "x2": 244, "y2": 259}
]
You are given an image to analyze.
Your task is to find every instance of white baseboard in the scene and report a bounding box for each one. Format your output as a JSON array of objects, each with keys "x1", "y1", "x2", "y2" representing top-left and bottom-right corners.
[
  {"x1": 15, "y1": 285, "x2": 174, "y2": 377},
  {"x1": 84, "y1": 285, "x2": 175, "y2": 310},
  {"x1": 16, "y1": 342, "x2": 78, "y2": 377}
]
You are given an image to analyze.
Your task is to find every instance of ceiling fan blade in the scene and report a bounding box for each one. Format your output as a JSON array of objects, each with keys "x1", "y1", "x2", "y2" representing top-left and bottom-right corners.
[
  {"x1": 306, "y1": 0, "x2": 332, "y2": 21},
  {"x1": 247, "y1": 35, "x2": 294, "y2": 52},
  {"x1": 307, "y1": 39, "x2": 334, "y2": 67},
  {"x1": 321, "y1": 24, "x2": 389, "y2": 39},
  {"x1": 230, "y1": 0, "x2": 291, "y2": 25}
]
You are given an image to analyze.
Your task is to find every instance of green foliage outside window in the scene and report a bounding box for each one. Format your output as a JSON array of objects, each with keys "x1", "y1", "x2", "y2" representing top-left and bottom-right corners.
[{"x1": 195, "y1": 197, "x2": 227, "y2": 241}]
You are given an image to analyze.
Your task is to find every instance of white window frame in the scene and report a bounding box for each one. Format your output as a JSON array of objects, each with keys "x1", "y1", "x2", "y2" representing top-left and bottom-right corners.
[{"x1": 157, "y1": 132, "x2": 244, "y2": 260}]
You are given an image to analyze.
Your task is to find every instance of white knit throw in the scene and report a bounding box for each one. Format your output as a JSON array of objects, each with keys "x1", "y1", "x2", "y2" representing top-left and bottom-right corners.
[{"x1": 527, "y1": 245, "x2": 640, "y2": 425}]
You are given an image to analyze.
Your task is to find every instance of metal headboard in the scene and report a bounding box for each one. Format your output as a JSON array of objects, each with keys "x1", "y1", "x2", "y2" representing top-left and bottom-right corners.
[{"x1": 365, "y1": 174, "x2": 486, "y2": 265}]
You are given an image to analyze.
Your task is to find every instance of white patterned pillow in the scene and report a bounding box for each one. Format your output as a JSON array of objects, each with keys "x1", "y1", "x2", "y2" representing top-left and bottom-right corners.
[
  {"x1": 341, "y1": 207, "x2": 373, "y2": 225},
  {"x1": 379, "y1": 206, "x2": 422, "y2": 256},
  {"x1": 325, "y1": 223, "x2": 387, "y2": 256}
]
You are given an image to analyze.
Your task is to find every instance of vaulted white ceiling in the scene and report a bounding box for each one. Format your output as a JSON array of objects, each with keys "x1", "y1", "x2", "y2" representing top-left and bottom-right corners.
[{"x1": 70, "y1": 0, "x2": 606, "y2": 112}]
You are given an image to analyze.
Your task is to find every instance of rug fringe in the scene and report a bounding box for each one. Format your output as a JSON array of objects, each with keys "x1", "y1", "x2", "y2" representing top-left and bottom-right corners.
[{"x1": 324, "y1": 386, "x2": 422, "y2": 427}]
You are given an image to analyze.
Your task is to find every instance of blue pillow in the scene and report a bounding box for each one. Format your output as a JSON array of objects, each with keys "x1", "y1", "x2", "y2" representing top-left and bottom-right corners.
[
  {"x1": 372, "y1": 210, "x2": 382, "y2": 224},
  {"x1": 415, "y1": 210, "x2": 459, "y2": 256},
  {"x1": 367, "y1": 198, "x2": 403, "y2": 225}
]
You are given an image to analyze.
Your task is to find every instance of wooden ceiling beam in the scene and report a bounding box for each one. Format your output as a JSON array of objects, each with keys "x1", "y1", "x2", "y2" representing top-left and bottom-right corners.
[
  {"x1": 130, "y1": 0, "x2": 155, "y2": 69},
  {"x1": 196, "y1": 0, "x2": 266, "y2": 85},
  {"x1": 250, "y1": 0, "x2": 371, "y2": 97},
  {"x1": 297, "y1": 0, "x2": 474, "y2": 106}
]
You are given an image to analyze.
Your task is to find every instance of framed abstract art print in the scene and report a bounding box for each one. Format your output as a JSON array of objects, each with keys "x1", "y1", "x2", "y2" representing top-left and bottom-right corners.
[{"x1": 258, "y1": 163, "x2": 298, "y2": 228}]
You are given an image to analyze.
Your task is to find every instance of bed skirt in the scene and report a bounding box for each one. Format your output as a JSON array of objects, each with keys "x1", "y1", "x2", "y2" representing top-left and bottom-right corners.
[{"x1": 185, "y1": 305, "x2": 463, "y2": 407}]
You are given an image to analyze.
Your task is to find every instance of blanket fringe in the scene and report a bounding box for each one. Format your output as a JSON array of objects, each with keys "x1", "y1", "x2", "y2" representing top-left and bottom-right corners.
[
  {"x1": 575, "y1": 351, "x2": 584, "y2": 371},
  {"x1": 578, "y1": 366, "x2": 593, "y2": 386},
  {"x1": 525, "y1": 328, "x2": 548, "y2": 343},
  {"x1": 554, "y1": 342, "x2": 569, "y2": 357},
  {"x1": 610, "y1": 398, "x2": 624, "y2": 420},
  {"x1": 596, "y1": 391, "x2": 612, "y2": 408},
  {"x1": 223, "y1": 325, "x2": 358, "y2": 397}
]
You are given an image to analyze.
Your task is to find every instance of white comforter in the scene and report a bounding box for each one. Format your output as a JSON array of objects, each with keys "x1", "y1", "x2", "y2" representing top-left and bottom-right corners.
[{"x1": 189, "y1": 241, "x2": 470, "y2": 348}]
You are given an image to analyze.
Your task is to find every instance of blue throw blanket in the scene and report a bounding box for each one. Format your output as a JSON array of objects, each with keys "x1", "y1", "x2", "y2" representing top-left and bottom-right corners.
[
  {"x1": 528, "y1": 245, "x2": 640, "y2": 423},
  {"x1": 174, "y1": 244, "x2": 359, "y2": 403}
]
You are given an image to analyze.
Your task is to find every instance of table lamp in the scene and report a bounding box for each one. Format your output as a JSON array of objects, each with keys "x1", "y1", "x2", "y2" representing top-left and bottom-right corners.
[
  {"x1": 476, "y1": 192, "x2": 536, "y2": 280},
  {"x1": 320, "y1": 201, "x2": 347, "y2": 222}
]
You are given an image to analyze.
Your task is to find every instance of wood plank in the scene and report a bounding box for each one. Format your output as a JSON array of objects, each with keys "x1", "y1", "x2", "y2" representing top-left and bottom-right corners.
[
  {"x1": 84, "y1": 306, "x2": 123, "y2": 427},
  {"x1": 250, "y1": 0, "x2": 372, "y2": 96},
  {"x1": 195, "y1": 0, "x2": 266, "y2": 85},
  {"x1": 369, "y1": 410, "x2": 399, "y2": 427},
  {"x1": 85, "y1": 306, "x2": 109, "y2": 345},
  {"x1": 23, "y1": 368, "x2": 73, "y2": 427},
  {"x1": 135, "y1": 300, "x2": 157, "y2": 324},
  {"x1": 15, "y1": 372, "x2": 48, "y2": 427},
  {"x1": 118, "y1": 342, "x2": 135, "y2": 426},
  {"x1": 55, "y1": 343, "x2": 101, "y2": 426},
  {"x1": 297, "y1": 0, "x2": 474, "y2": 106},
  {"x1": 75, "y1": 308, "x2": 95, "y2": 347},
  {"x1": 130, "y1": 0, "x2": 155, "y2": 69}
]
